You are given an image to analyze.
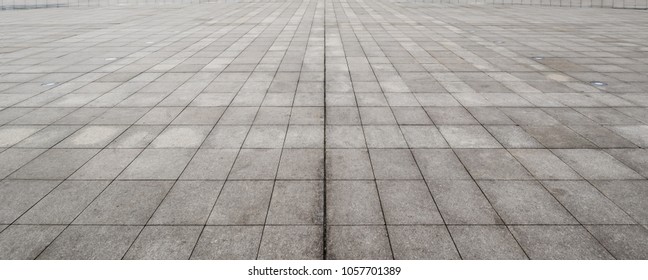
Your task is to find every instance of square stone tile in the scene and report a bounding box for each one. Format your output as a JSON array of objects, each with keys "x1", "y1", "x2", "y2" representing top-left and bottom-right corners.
[
  {"x1": 56, "y1": 125, "x2": 127, "y2": 148},
  {"x1": 605, "y1": 148, "x2": 648, "y2": 177},
  {"x1": 327, "y1": 180, "x2": 383, "y2": 225},
  {"x1": 389, "y1": 225, "x2": 459, "y2": 260},
  {"x1": 455, "y1": 149, "x2": 532, "y2": 180},
  {"x1": 149, "y1": 181, "x2": 223, "y2": 225},
  {"x1": 485, "y1": 125, "x2": 543, "y2": 148},
  {"x1": 425, "y1": 107, "x2": 478, "y2": 125},
  {"x1": 0, "y1": 148, "x2": 45, "y2": 179},
  {"x1": 478, "y1": 180, "x2": 577, "y2": 224},
  {"x1": 70, "y1": 149, "x2": 141, "y2": 180},
  {"x1": 449, "y1": 226, "x2": 527, "y2": 260},
  {"x1": 284, "y1": 125, "x2": 323, "y2": 148},
  {"x1": 326, "y1": 226, "x2": 392, "y2": 260},
  {"x1": 369, "y1": 149, "x2": 422, "y2": 180},
  {"x1": 38, "y1": 225, "x2": 142, "y2": 260},
  {"x1": 277, "y1": 149, "x2": 324, "y2": 179},
  {"x1": 358, "y1": 107, "x2": 396, "y2": 124},
  {"x1": 267, "y1": 181, "x2": 323, "y2": 225},
  {"x1": 412, "y1": 149, "x2": 471, "y2": 180},
  {"x1": 326, "y1": 125, "x2": 366, "y2": 148},
  {"x1": 242, "y1": 125, "x2": 287, "y2": 148},
  {"x1": 543, "y1": 180, "x2": 634, "y2": 224},
  {"x1": 150, "y1": 126, "x2": 211, "y2": 148},
  {"x1": 0, "y1": 225, "x2": 66, "y2": 259},
  {"x1": 591, "y1": 180, "x2": 648, "y2": 224},
  {"x1": 428, "y1": 180, "x2": 502, "y2": 224},
  {"x1": 229, "y1": 149, "x2": 282, "y2": 179},
  {"x1": 509, "y1": 226, "x2": 613, "y2": 260},
  {"x1": 207, "y1": 181, "x2": 273, "y2": 225},
  {"x1": 509, "y1": 149, "x2": 581, "y2": 180},
  {"x1": 107, "y1": 125, "x2": 165, "y2": 148},
  {"x1": 257, "y1": 226, "x2": 323, "y2": 260},
  {"x1": 202, "y1": 125, "x2": 250, "y2": 148},
  {"x1": 326, "y1": 149, "x2": 374, "y2": 180},
  {"x1": 123, "y1": 226, "x2": 202, "y2": 260},
  {"x1": 172, "y1": 107, "x2": 225, "y2": 125},
  {"x1": 10, "y1": 149, "x2": 99, "y2": 179},
  {"x1": 14, "y1": 125, "x2": 81, "y2": 148},
  {"x1": 119, "y1": 148, "x2": 195, "y2": 180},
  {"x1": 363, "y1": 125, "x2": 408, "y2": 148},
  {"x1": 553, "y1": 149, "x2": 643, "y2": 180},
  {"x1": 438, "y1": 125, "x2": 502, "y2": 148},
  {"x1": 0, "y1": 180, "x2": 60, "y2": 223},
  {"x1": 400, "y1": 125, "x2": 448, "y2": 148},
  {"x1": 17, "y1": 181, "x2": 109, "y2": 224},
  {"x1": 180, "y1": 149, "x2": 238, "y2": 180},
  {"x1": 523, "y1": 125, "x2": 596, "y2": 148},
  {"x1": 74, "y1": 181, "x2": 173, "y2": 225},
  {"x1": 377, "y1": 180, "x2": 442, "y2": 224},
  {"x1": 608, "y1": 125, "x2": 648, "y2": 147},
  {"x1": 586, "y1": 225, "x2": 648, "y2": 260},
  {"x1": 191, "y1": 226, "x2": 263, "y2": 260},
  {"x1": 0, "y1": 126, "x2": 43, "y2": 147}
]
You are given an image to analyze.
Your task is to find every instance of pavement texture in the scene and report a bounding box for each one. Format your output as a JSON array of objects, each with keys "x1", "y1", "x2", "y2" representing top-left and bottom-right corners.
[{"x1": 1, "y1": 1, "x2": 648, "y2": 260}]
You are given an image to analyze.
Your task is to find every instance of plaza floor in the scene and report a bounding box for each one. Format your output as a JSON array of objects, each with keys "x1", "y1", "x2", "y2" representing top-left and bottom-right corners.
[{"x1": 0, "y1": 0, "x2": 648, "y2": 260}]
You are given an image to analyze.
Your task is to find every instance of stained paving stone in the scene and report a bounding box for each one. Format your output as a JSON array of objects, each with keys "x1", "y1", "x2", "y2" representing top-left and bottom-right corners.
[
  {"x1": 2, "y1": 1, "x2": 648, "y2": 260},
  {"x1": 509, "y1": 226, "x2": 614, "y2": 260},
  {"x1": 124, "y1": 226, "x2": 203, "y2": 260},
  {"x1": 448, "y1": 226, "x2": 527, "y2": 260}
]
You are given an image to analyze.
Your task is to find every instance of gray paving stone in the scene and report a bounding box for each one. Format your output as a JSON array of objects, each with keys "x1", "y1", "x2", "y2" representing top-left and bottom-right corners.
[
  {"x1": 326, "y1": 149, "x2": 374, "y2": 180},
  {"x1": 17, "y1": 181, "x2": 109, "y2": 224},
  {"x1": 38, "y1": 225, "x2": 142, "y2": 260},
  {"x1": 191, "y1": 226, "x2": 263, "y2": 260},
  {"x1": 10, "y1": 149, "x2": 99, "y2": 179},
  {"x1": 0, "y1": 148, "x2": 45, "y2": 179},
  {"x1": 70, "y1": 149, "x2": 141, "y2": 180},
  {"x1": 478, "y1": 180, "x2": 577, "y2": 224},
  {"x1": 207, "y1": 181, "x2": 273, "y2": 225},
  {"x1": 229, "y1": 149, "x2": 282, "y2": 180},
  {"x1": 326, "y1": 126, "x2": 366, "y2": 148},
  {"x1": 0, "y1": 126, "x2": 43, "y2": 147},
  {"x1": 118, "y1": 148, "x2": 195, "y2": 180},
  {"x1": 107, "y1": 125, "x2": 165, "y2": 148},
  {"x1": 543, "y1": 180, "x2": 634, "y2": 224},
  {"x1": 449, "y1": 226, "x2": 527, "y2": 260},
  {"x1": 438, "y1": 125, "x2": 502, "y2": 148},
  {"x1": 553, "y1": 149, "x2": 643, "y2": 180},
  {"x1": 242, "y1": 125, "x2": 287, "y2": 148},
  {"x1": 277, "y1": 149, "x2": 324, "y2": 180},
  {"x1": 485, "y1": 125, "x2": 543, "y2": 148},
  {"x1": 14, "y1": 125, "x2": 81, "y2": 148},
  {"x1": 400, "y1": 125, "x2": 449, "y2": 148},
  {"x1": 202, "y1": 125, "x2": 250, "y2": 149},
  {"x1": 586, "y1": 225, "x2": 648, "y2": 260},
  {"x1": 56, "y1": 125, "x2": 128, "y2": 148},
  {"x1": 150, "y1": 126, "x2": 211, "y2": 148},
  {"x1": 326, "y1": 226, "x2": 392, "y2": 260},
  {"x1": 369, "y1": 149, "x2": 422, "y2": 180},
  {"x1": 509, "y1": 149, "x2": 581, "y2": 180},
  {"x1": 267, "y1": 181, "x2": 323, "y2": 225},
  {"x1": 74, "y1": 181, "x2": 173, "y2": 225},
  {"x1": 455, "y1": 149, "x2": 533, "y2": 180},
  {"x1": 150, "y1": 181, "x2": 223, "y2": 225},
  {"x1": 509, "y1": 226, "x2": 613, "y2": 260},
  {"x1": 284, "y1": 125, "x2": 323, "y2": 148},
  {"x1": 591, "y1": 180, "x2": 648, "y2": 224},
  {"x1": 180, "y1": 149, "x2": 238, "y2": 180},
  {"x1": 412, "y1": 149, "x2": 471, "y2": 180},
  {"x1": 0, "y1": 225, "x2": 66, "y2": 260},
  {"x1": 257, "y1": 226, "x2": 323, "y2": 260},
  {"x1": 364, "y1": 125, "x2": 408, "y2": 148},
  {"x1": 327, "y1": 180, "x2": 383, "y2": 225},
  {"x1": 428, "y1": 180, "x2": 502, "y2": 224},
  {"x1": 389, "y1": 225, "x2": 459, "y2": 260},
  {"x1": 0, "y1": 180, "x2": 60, "y2": 223},
  {"x1": 124, "y1": 226, "x2": 202, "y2": 260},
  {"x1": 377, "y1": 180, "x2": 442, "y2": 224},
  {"x1": 605, "y1": 149, "x2": 648, "y2": 177}
]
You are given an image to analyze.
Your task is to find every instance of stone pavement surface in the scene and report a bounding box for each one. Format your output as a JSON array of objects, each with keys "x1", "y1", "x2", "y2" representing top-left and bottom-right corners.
[{"x1": 1, "y1": 0, "x2": 648, "y2": 260}]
